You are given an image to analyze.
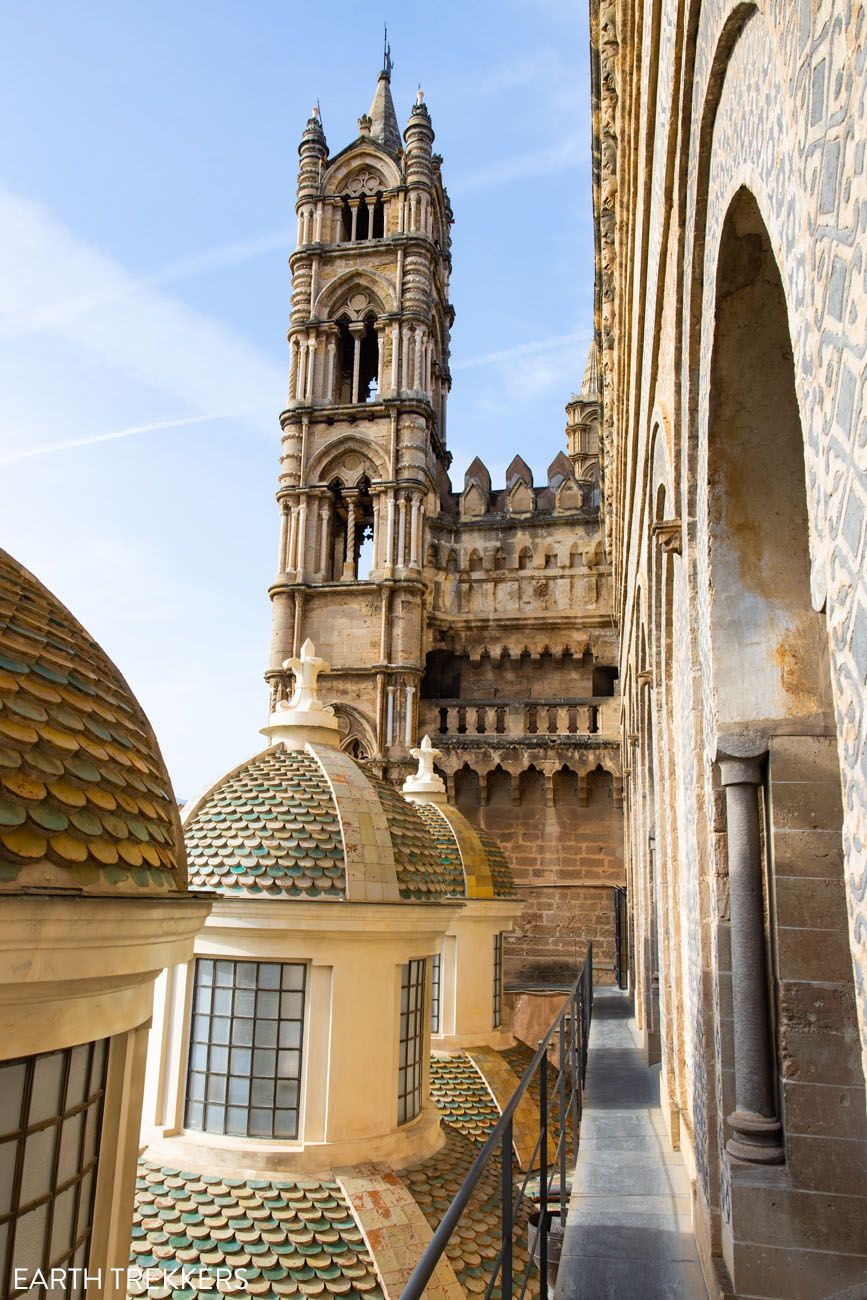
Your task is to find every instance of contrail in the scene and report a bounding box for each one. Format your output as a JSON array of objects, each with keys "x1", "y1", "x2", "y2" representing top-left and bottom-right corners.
[{"x1": 0, "y1": 411, "x2": 229, "y2": 466}]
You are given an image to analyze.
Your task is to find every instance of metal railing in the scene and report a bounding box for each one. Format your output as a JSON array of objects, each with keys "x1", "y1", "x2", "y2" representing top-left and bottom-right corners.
[{"x1": 401, "y1": 946, "x2": 594, "y2": 1300}]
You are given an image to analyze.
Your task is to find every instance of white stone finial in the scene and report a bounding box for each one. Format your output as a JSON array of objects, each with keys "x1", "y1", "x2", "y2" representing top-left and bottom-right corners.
[
  {"x1": 402, "y1": 734, "x2": 447, "y2": 803},
  {"x1": 416, "y1": 86, "x2": 425, "y2": 106},
  {"x1": 312, "y1": 104, "x2": 320, "y2": 121},
  {"x1": 261, "y1": 639, "x2": 340, "y2": 750}
]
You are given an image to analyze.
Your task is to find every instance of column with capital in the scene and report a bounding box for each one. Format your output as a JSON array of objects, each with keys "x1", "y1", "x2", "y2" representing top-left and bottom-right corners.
[
  {"x1": 402, "y1": 325, "x2": 413, "y2": 391},
  {"x1": 717, "y1": 741, "x2": 784, "y2": 1165},
  {"x1": 287, "y1": 338, "x2": 299, "y2": 402},
  {"x1": 296, "y1": 338, "x2": 307, "y2": 405},
  {"x1": 403, "y1": 685, "x2": 416, "y2": 747},
  {"x1": 287, "y1": 504, "x2": 299, "y2": 575},
  {"x1": 409, "y1": 495, "x2": 421, "y2": 569},
  {"x1": 349, "y1": 324, "x2": 365, "y2": 405},
  {"x1": 391, "y1": 322, "x2": 401, "y2": 395},
  {"x1": 316, "y1": 498, "x2": 330, "y2": 579},
  {"x1": 305, "y1": 337, "x2": 317, "y2": 404},
  {"x1": 396, "y1": 496, "x2": 407, "y2": 570},
  {"x1": 349, "y1": 198, "x2": 360, "y2": 243},
  {"x1": 413, "y1": 327, "x2": 424, "y2": 391},
  {"x1": 385, "y1": 491, "x2": 396, "y2": 570},
  {"x1": 385, "y1": 685, "x2": 396, "y2": 748},
  {"x1": 325, "y1": 332, "x2": 337, "y2": 404},
  {"x1": 296, "y1": 498, "x2": 308, "y2": 580},
  {"x1": 371, "y1": 496, "x2": 382, "y2": 572},
  {"x1": 342, "y1": 497, "x2": 357, "y2": 581},
  {"x1": 278, "y1": 503, "x2": 290, "y2": 573}
]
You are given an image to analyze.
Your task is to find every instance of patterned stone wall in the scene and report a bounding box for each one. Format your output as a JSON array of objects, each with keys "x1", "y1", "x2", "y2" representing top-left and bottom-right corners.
[{"x1": 592, "y1": 0, "x2": 867, "y2": 1295}]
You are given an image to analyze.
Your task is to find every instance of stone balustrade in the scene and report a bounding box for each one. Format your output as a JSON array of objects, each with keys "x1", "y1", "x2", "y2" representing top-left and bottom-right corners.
[{"x1": 418, "y1": 694, "x2": 620, "y2": 741}]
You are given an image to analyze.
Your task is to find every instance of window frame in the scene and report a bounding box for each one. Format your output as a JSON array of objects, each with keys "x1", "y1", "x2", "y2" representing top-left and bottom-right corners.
[
  {"x1": 493, "y1": 932, "x2": 504, "y2": 1029},
  {"x1": 430, "y1": 952, "x2": 442, "y2": 1036},
  {"x1": 397, "y1": 958, "x2": 427, "y2": 1125},
  {"x1": 0, "y1": 1038, "x2": 109, "y2": 1299},
  {"x1": 184, "y1": 957, "x2": 308, "y2": 1142}
]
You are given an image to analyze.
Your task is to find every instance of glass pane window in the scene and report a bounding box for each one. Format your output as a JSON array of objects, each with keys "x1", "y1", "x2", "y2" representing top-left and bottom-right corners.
[
  {"x1": 430, "y1": 953, "x2": 442, "y2": 1036},
  {"x1": 493, "y1": 933, "x2": 504, "y2": 1029},
  {"x1": 0, "y1": 1039, "x2": 109, "y2": 1299},
  {"x1": 184, "y1": 959, "x2": 307, "y2": 1141},
  {"x1": 398, "y1": 959, "x2": 426, "y2": 1125}
]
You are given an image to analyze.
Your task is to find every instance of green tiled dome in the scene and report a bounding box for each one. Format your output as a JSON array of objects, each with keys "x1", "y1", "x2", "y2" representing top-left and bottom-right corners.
[
  {"x1": 362, "y1": 772, "x2": 455, "y2": 900},
  {"x1": 475, "y1": 829, "x2": 515, "y2": 899},
  {"x1": 184, "y1": 748, "x2": 345, "y2": 898},
  {"x1": 184, "y1": 746, "x2": 456, "y2": 903},
  {"x1": 0, "y1": 548, "x2": 185, "y2": 895},
  {"x1": 414, "y1": 803, "x2": 465, "y2": 895}
]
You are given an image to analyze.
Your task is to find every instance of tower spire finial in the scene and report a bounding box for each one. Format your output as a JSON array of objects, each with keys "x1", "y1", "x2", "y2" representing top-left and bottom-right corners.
[{"x1": 382, "y1": 24, "x2": 393, "y2": 79}]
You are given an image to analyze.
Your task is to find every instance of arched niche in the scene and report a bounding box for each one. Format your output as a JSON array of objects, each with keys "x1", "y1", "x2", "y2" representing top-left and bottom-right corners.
[{"x1": 707, "y1": 189, "x2": 832, "y2": 734}]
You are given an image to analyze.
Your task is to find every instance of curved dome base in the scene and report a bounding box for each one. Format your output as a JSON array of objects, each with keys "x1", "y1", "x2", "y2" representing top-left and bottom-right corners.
[{"x1": 144, "y1": 1101, "x2": 445, "y2": 1177}]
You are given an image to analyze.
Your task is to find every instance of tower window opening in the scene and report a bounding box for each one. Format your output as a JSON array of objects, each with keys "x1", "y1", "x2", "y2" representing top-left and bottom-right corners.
[
  {"x1": 358, "y1": 315, "x2": 379, "y2": 402},
  {"x1": 372, "y1": 194, "x2": 385, "y2": 239},
  {"x1": 356, "y1": 199, "x2": 370, "y2": 241}
]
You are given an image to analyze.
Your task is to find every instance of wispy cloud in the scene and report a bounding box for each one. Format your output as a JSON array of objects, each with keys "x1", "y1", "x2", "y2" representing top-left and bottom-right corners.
[
  {"x1": 455, "y1": 331, "x2": 584, "y2": 371},
  {"x1": 0, "y1": 188, "x2": 286, "y2": 449},
  {"x1": 449, "y1": 132, "x2": 588, "y2": 193},
  {"x1": 0, "y1": 410, "x2": 250, "y2": 466}
]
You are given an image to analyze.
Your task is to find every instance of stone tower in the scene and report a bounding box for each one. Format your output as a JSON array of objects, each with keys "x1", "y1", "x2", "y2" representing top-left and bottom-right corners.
[{"x1": 267, "y1": 53, "x2": 454, "y2": 767}]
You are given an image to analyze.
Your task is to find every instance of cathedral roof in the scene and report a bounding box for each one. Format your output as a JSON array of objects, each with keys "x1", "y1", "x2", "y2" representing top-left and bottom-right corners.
[
  {"x1": 367, "y1": 70, "x2": 401, "y2": 154},
  {"x1": 0, "y1": 548, "x2": 186, "y2": 896}
]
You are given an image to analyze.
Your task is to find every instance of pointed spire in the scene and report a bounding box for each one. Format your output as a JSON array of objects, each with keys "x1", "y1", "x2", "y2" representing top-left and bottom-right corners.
[
  {"x1": 580, "y1": 339, "x2": 600, "y2": 401},
  {"x1": 367, "y1": 36, "x2": 401, "y2": 154}
]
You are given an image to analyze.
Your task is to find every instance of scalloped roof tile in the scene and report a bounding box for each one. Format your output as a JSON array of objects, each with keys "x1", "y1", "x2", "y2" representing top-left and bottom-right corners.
[
  {"x1": 412, "y1": 803, "x2": 516, "y2": 900},
  {"x1": 430, "y1": 1054, "x2": 500, "y2": 1144},
  {"x1": 129, "y1": 1161, "x2": 384, "y2": 1299},
  {"x1": 0, "y1": 549, "x2": 184, "y2": 895}
]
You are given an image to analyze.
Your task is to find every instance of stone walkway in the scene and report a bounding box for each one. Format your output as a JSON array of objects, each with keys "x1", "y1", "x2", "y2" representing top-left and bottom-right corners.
[{"x1": 555, "y1": 988, "x2": 709, "y2": 1300}]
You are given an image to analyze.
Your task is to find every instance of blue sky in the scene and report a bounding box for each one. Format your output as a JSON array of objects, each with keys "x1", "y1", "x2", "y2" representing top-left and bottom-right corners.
[{"x1": 0, "y1": 0, "x2": 594, "y2": 797}]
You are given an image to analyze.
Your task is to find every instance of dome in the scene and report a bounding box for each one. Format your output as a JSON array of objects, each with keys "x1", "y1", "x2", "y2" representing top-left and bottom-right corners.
[
  {"x1": 0, "y1": 548, "x2": 186, "y2": 895},
  {"x1": 402, "y1": 736, "x2": 516, "y2": 899},
  {"x1": 182, "y1": 642, "x2": 455, "y2": 903}
]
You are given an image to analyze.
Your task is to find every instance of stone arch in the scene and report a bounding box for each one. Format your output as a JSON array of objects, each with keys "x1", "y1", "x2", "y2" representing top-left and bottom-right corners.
[
  {"x1": 486, "y1": 765, "x2": 513, "y2": 807},
  {"x1": 553, "y1": 765, "x2": 580, "y2": 808},
  {"x1": 454, "y1": 764, "x2": 480, "y2": 818},
  {"x1": 307, "y1": 435, "x2": 389, "y2": 487},
  {"x1": 467, "y1": 548, "x2": 483, "y2": 573},
  {"x1": 314, "y1": 268, "x2": 396, "y2": 320},
  {"x1": 517, "y1": 546, "x2": 533, "y2": 572},
  {"x1": 325, "y1": 149, "x2": 401, "y2": 197},
  {"x1": 518, "y1": 766, "x2": 544, "y2": 807},
  {"x1": 331, "y1": 703, "x2": 377, "y2": 760}
]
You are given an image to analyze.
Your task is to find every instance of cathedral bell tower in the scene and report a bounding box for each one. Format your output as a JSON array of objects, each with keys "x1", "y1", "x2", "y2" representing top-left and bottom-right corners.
[{"x1": 267, "y1": 51, "x2": 454, "y2": 770}]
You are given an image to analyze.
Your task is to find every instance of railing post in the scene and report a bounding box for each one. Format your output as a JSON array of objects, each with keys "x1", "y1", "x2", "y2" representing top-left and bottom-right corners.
[
  {"x1": 501, "y1": 1117, "x2": 513, "y2": 1297},
  {"x1": 559, "y1": 1014, "x2": 567, "y2": 1230},
  {"x1": 571, "y1": 987, "x2": 580, "y2": 1152},
  {"x1": 539, "y1": 1044, "x2": 548, "y2": 1299}
]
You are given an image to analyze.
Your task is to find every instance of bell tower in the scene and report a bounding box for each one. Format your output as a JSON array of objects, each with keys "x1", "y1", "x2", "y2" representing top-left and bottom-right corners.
[{"x1": 267, "y1": 51, "x2": 454, "y2": 771}]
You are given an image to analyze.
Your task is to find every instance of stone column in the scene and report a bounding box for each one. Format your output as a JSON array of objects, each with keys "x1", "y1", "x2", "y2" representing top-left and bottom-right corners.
[
  {"x1": 366, "y1": 197, "x2": 376, "y2": 237},
  {"x1": 325, "y1": 336, "x2": 337, "y2": 404},
  {"x1": 404, "y1": 685, "x2": 415, "y2": 747},
  {"x1": 391, "y1": 322, "x2": 400, "y2": 395},
  {"x1": 287, "y1": 505, "x2": 298, "y2": 574},
  {"x1": 314, "y1": 201, "x2": 323, "y2": 242},
  {"x1": 349, "y1": 199, "x2": 359, "y2": 243},
  {"x1": 342, "y1": 498, "x2": 357, "y2": 581},
  {"x1": 402, "y1": 325, "x2": 413, "y2": 391},
  {"x1": 278, "y1": 504, "x2": 290, "y2": 573},
  {"x1": 413, "y1": 327, "x2": 424, "y2": 390},
  {"x1": 296, "y1": 499, "x2": 308, "y2": 580},
  {"x1": 317, "y1": 499, "x2": 330, "y2": 579},
  {"x1": 717, "y1": 742, "x2": 783, "y2": 1165},
  {"x1": 296, "y1": 340, "x2": 307, "y2": 405},
  {"x1": 305, "y1": 337, "x2": 317, "y2": 403},
  {"x1": 287, "y1": 339, "x2": 299, "y2": 402},
  {"x1": 349, "y1": 324, "x2": 365, "y2": 405},
  {"x1": 371, "y1": 496, "x2": 382, "y2": 571},
  {"x1": 409, "y1": 495, "x2": 421, "y2": 568},
  {"x1": 386, "y1": 685, "x2": 396, "y2": 747},
  {"x1": 385, "y1": 492, "x2": 396, "y2": 569},
  {"x1": 396, "y1": 496, "x2": 407, "y2": 569}
]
